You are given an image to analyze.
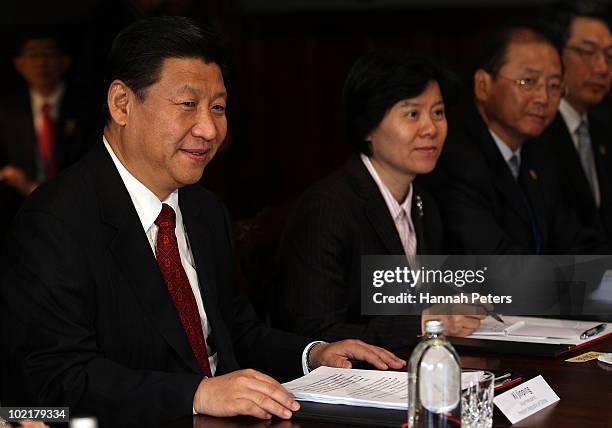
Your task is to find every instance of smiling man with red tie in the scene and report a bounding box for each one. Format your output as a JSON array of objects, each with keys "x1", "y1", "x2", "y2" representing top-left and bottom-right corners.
[{"x1": 0, "y1": 17, "x2": 405, "y2": 427}]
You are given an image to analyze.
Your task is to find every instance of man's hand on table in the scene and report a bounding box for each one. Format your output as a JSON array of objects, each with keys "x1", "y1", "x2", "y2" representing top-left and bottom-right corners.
[
  {"x1": 193, "y1": 339, "x2": 406, "y2": 420},
  {"x1": 193, "y1": 369, "x2": 299, "y2": 420},
  {"x1": 308, "y1": 339, "x2": 406, "y2": 371}
]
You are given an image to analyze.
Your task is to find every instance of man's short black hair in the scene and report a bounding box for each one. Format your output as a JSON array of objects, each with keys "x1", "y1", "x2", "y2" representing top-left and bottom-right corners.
[
  {"x1": 343, "y1": 48, "x2": 460, "y2": 155},
  {"x1": 102, "y1": 16, "x2": 227, "y2": 124},
  {"x1": 540, "y1": 0, "x2": 610, "y2": 52},
  {"x1": 13, "y1": 27, "x2": 68, "y2": 58},
  {"x1": 479, "y1": 25, "x2": 555, "y2": 76}
]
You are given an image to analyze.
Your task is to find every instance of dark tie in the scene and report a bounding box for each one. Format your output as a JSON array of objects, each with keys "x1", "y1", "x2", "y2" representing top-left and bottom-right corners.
[
  {"x1": 517, "y1": 165, "x2": 542, "y2": 255},
  {"x1": 576, "y1": 120, "x2": 600, "y2": 207},
  {"x1": 155, "y1": 204, "x2": 212, "y2": 376},
  {"x1": 508, "y1": 154, "x2": 520, "y2": 180},
  {"x1": 39, "y1": 102, "x2": 56, "y2": 178}
]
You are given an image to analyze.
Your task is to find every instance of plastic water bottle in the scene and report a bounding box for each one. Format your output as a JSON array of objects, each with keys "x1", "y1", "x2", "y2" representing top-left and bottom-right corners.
[{"x1": 407, "y1": 319, "x2": 461, "y2": 427}]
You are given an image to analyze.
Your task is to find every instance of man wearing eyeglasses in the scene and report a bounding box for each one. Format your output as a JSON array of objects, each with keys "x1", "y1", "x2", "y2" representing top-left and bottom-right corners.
[
  {"x1": 538, "y1": 1, "x2": 612, "y2": 240},
  {"x1": 423, "y1": 25, "x2": 609, "y2": 254}
]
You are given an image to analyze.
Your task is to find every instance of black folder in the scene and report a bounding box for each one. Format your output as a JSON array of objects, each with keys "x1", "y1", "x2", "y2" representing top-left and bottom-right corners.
[
  {"x1": 294, "y1": 401, "x2": 405, "y2": 427},
  {"x1": 450, "y1": 334, "x2": 612, "y2": 357}
]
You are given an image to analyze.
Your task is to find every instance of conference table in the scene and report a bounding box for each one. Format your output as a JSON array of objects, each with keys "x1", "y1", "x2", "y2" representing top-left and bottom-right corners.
[{"x1": 162, "y1": 340, "x2": 612, "y2": 428}]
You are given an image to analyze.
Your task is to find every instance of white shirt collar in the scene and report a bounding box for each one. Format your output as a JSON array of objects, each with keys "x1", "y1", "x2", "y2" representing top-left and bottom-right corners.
[
  {"x1": 360, "y1": 154, "x2": 413, "y2": 220},
  {"x1": 30, "y1": 83, "x2": 65, "y2": 118},
  {"x1": 103, "y1": 136, "x2": 179, "y2": 233},
  {"x1": 489, "y1": 128, "x2": 521, "y2": 165},
  {"x1": 559, "y1": 98, "x2": 588, "y2": 135}
]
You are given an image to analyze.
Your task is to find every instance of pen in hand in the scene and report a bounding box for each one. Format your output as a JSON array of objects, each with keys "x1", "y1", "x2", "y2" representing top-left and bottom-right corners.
[{"x1": 487, "y1": 310, "x2": 505, "y2": 324}]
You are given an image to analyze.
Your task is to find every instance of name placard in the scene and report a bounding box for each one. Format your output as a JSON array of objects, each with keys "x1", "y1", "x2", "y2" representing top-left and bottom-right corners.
[{"x1": 493, "y1": 375, "x2": 560, "y2": 424}]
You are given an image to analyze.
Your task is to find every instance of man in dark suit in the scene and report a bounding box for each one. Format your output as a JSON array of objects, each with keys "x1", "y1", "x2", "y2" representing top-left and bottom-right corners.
[
  {"x1": 428, "y1": 26, "x2": 607, "y2": 255},
  {"x1": 538, "y1": 1, "x2": 612, "y2": 238},
  {"x1": 0, "y1": 17, "x2": 404, "y2": 427},
  {"x1": 274, "y1": 50, "x2": 486, "y2": 350},
  {"x1": 0, "y1": 32, "x2": 93, "y2": 240}
]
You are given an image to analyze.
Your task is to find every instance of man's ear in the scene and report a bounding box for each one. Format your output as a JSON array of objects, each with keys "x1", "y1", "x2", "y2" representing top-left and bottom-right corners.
[
  {"x1": 107, "y1": 80, "x2": 133, "y2": 127},
  {"x1": 474, "y1": 69, "x2": 492, "y2": 103},
  {"x1": 364, "y1": 134, "x2": 373, "y2": 154}
]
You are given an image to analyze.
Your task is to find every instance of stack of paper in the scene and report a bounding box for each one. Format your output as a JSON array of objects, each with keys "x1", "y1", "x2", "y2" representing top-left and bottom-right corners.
[
  {"x1": 283, "y1": 367, "x2": 490, "y2": 410},
  {"x1": 282, "y1": 366, "x2": 408, "y2": 410}
]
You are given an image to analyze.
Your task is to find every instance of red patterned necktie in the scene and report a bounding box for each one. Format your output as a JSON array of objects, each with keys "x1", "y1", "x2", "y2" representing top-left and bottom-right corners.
[
  {"x1": 155, "y1": 203, "x2": 212, "y2": 376},
  {"x1": 39, "y1": 102, "x2": 56, "y2": 178}
]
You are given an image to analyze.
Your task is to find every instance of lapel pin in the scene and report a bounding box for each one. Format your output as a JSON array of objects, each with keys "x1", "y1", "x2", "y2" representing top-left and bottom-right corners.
[
  {"x1": 65, "y1": 120, "x2": 77, "y2": 135},
  {"x1": 600, "y1": 145, "x2": 607, "y2": 156},
  {"x1": 415, "y1": 195, "x2": 424, "y2": 217},
  {"x1": 529, "y1": 169, "x2": 538, "y2": 181}
]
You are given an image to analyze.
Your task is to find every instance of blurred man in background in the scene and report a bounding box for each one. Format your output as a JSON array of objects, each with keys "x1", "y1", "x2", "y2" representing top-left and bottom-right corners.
[
  {"x1": 539, "y1": 1, "x2": 612, "y2": 238},
  {"x1": 0, "y1": 30, "x2": 94, "y2": 241}
]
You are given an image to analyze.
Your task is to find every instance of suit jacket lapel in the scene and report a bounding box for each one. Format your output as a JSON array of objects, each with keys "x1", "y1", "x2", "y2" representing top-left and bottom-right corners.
[
  {"x1": 551, "y1": 114, "x2": 597, "y2": 211},
  {"x1": 90, "y1": 143, "x2": 201, "y2": 373},
  {"x1": 411, "y1": 190, "x2": 427, "y2": 254},
  {"x1": 15, "y1": 93, "x2": 38, "y2": 178},
  {"x1": 467, "y1": 109, "x2": 532, "y2": 228},
  {"x1": 178, "y1": 188, "x2": 236, "y2": 371},
  {"x1": 590, "y1": 115, "x2": 612, "y2": 206},
  {"x1": 348, "y1": 156, "x2": 405, "y2": 255},
  {"x1": 518, "y1": 148, "x2": 547, "y2": 251}
]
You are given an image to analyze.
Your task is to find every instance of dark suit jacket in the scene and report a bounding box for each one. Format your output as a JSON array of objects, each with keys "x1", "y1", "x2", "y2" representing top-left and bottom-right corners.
[
  {"x1": 0, "y1": 85, "x2": 96, "y2": 242},
  {"x1": 0, "y1": 85, "x2": 94, "y2": 180},
  {"x1": 0, "y1": 142, "x2": 310, "y2": 426},
  {"x1": 425, "y1": 106, "x2": 607, "y2": 254},
  {"x1": 538, "y1": 112, "x2": 612, "y2": 239},
  {"x1": 273, "y1": 155, "x2": 442, "y2": 350}
]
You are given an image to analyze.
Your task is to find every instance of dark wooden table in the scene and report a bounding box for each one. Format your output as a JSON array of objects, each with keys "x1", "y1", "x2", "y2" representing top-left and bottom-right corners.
[{"x1": 163, "y1": 341, "x2": 612, "y2": 428}]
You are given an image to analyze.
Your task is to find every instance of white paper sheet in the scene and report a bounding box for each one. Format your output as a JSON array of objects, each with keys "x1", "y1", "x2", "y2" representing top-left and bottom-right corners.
[
  {"x1": 282, "y1": 366, "x2": 408, "y2": 410},
  {"x1": 283, "y1": 366, "x2": 491, "y2": 410}
]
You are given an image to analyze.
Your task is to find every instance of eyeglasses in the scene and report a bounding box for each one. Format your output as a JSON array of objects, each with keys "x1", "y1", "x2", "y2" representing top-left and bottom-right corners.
[
  {"x1": 496, "y1": 74, "x2": 567, "y2": 98},
  {"x1": 564, "y1": 44, "x2": 612, "y2": 66}
]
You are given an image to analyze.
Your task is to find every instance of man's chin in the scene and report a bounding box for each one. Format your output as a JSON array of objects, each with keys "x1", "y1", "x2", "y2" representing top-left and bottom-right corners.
[
  {"x1": 583, "y1": 92, "x2": 609, "y2": 108},
  {"x1": 176, "y1": 170, "x2": 207, "y2": 187}
]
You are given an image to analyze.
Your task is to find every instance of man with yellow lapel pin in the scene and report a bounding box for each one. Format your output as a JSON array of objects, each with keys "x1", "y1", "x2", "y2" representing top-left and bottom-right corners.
[{"x1": 425, "y1": 25, "x2": 611, "y2": 254}]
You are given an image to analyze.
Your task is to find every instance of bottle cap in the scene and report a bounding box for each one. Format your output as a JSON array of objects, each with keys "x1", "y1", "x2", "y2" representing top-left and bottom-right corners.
[
  {"x1": 70, "y1": 416, "x2": 98, "y2": 428},
  {"x1": 424, "y1": 319, "x2": 444, "y2": 334}
]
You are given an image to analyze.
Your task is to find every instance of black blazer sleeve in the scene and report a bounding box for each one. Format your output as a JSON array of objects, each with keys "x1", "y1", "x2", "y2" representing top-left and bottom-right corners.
[
  {"x1": 274, "y1": 191, "x2": 421, "y2": 350},
  {"x1": 431, "y1": 142, "x2": 529, "y2": 254},
  {"x1": 1, "y1": 207, "x2": 203, "y2": 426},
  {"x1": 212, "y1": 201, "x2": 311, "y2": 381}
]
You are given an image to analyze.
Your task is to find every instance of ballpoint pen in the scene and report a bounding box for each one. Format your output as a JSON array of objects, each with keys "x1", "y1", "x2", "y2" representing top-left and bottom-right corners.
[
  {"x1": 487, "y1": 310, "x2": 505, "y2": 324},
  {"x1": 580, "y1": 323, "x2": 606, "y2": 340}
]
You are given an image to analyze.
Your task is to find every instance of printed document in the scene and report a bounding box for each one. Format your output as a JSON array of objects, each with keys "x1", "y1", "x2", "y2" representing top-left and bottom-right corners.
[
  {"x1": 283, "y1": 367, "x2": 491, "y2": 410},
  {"x1": 282, "y1": 366, "x2": 408, "y2": 410}
]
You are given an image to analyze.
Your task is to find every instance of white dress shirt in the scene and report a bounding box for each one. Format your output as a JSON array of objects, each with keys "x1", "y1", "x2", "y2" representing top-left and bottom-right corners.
[
  {"x1": 361, "y1": 154, "x2": 416, "y2": 256},
  {"x1": 30, "y1": 84, "x2": 64, "y2": 136},
  {"x1": 29, "y1": 84, "x2": 65, "y2": 181},
  {"x1": 103, "y1": 136, "x2": 318, "y2": 382},
  {"x1": 558, "y1": 98, "x2": 600, "y2": 206},
  {"x1": 559, "y1": 98, "x2": 587, "y2": 150},
  {"x1": 103, "y1": 136, "x2": 218, "y2": 374},
  {"x1": 489, "y1": 128, "x2": 522, "y2": 177}
]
